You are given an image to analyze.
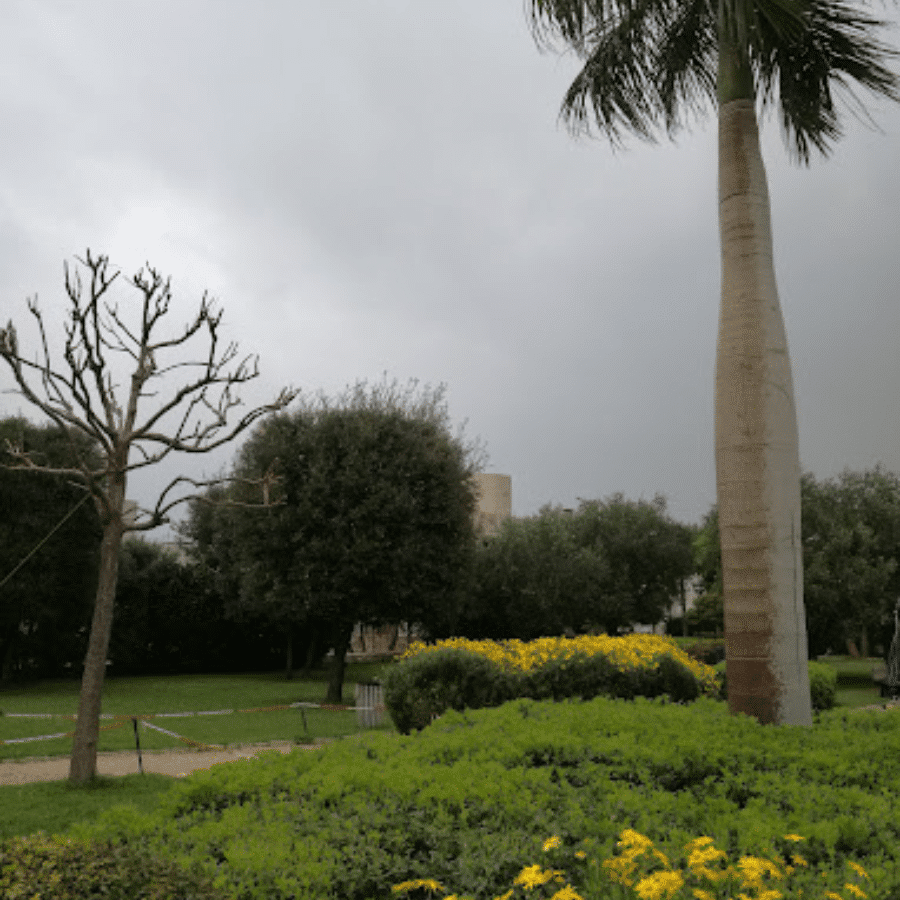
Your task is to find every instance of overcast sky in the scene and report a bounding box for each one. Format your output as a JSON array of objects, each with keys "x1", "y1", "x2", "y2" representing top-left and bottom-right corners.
[{"x1": 1, "y1": 1, "x2": 898, "y2": 536}]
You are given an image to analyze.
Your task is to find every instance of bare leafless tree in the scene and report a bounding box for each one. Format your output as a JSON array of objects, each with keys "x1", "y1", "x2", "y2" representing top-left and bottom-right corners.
[{"x1": 0, "y1": 250, "x2": 297, "y2": 783}]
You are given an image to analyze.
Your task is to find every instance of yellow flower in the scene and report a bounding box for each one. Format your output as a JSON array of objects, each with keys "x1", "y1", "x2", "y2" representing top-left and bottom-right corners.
[
  {"x1": 494, "y1": 891, "x2": 514, "y2": 900},
  {"x1": 823, "y1": 893, "x2": 844, "y2": 900},
  {"x1": 393, "y1": 879, "x2": 445, "y2": 895},
  {"x1": 685, "y1": 837, "x2": 716, "y2": 852},
  {"x1": 791, "y1": 854, "x2": 808, "y2": 868},
  {"x1": 574, "y1": 850, "x2": 587, "y2": 860},
  {"x1": 618, "y1": 829, "x2": 655, "y2": 855},
  {"x1": 543, "y1": 836, "x2": 562, "y2": 852},
  {"x1": 692, "y1": 891, "x2": 716, "y2": 900},
  {"x1": 847, "y1": 861, "x2": 870, "y2": 880},
  {"x1": 844, "y1": 883, "x2": 867, "y2": 899},
  {"x1": 514, "y1": 865, "x2": 561, "y2": 890},
  {"x1": 550, "y1": 886, "x2": 583, "y2": 900},
  {"x1": 783, "y1": 834, "x2": 804, "y2": 843},
  {"x1": 602, "y1": 855, "x2": 637, "y2": 887},
  {"x1": 736, "y1": 855, "x2": 782, "y2": 887},
  {"x1": 634, "y1": 871, "x2": 685, "y2": 900},
  {"x1": 687, "y1": 840, "x2": 727, "y2": 878}
]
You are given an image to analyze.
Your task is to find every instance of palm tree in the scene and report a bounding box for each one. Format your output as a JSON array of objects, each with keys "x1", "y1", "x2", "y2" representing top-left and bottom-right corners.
[{"x1": 526, "y1": 0, "x2": 898, "y2": 724}]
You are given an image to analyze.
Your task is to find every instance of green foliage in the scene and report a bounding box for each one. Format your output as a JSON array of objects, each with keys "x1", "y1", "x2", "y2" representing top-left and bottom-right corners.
[
  {"x1": 0, "y1": 417, "x2": 102, "y2": 681},
  {"x1": 802, "y1": 468, "x2": 900, "y2": 657},
  {"x1": 462, "y1": 494, "x2": 695, "y2": 639},
  {"x1": 111, "y1": 539, "x2": 263, "y2": 676},
  {"x1": 807, "y1": 660, "x2": 838, "y2": 712},
  {"x1": 462, "y1": 511, "x2": 608, "y2": 639},
  {"x1": 573, "y1": 494, "x2": 695, "y2": 632},
  {"x1": 69, "y1": 697, "x2": 900, "y2": 900},
  {"x1": 0, "y1": 832, "x2": 226, "y2": 899}
]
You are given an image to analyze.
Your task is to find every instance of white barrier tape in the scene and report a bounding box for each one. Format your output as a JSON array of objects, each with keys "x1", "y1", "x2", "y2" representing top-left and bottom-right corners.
[
  {"x1": 292, "y1": 702, "x2": 377, "y2": 711},
  {"x1": 3, "y1": 698, "x2": 381, "y2": 720},
  {"x1": 4, "y1": 713, "x2": 126, "y2": 720},
  {"x1": 141, "y1": 721, "x2": 194, "y2": 741},
  {"x1": 4, "y1": 713, "x2": 67, "y2": 719},
  {"x1": 2, "y1": 731, "x2": 69, "y2": 744},
  {"x1": 140, "y1": 719, "x2": 223, "y2": 750}
]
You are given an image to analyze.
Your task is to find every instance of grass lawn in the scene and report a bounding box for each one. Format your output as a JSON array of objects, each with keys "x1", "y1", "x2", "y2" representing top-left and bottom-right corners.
[
  {"x1": 0, "y1": 774, "x2": 175, "y2": 840},
  {"x1": 0, "y1": 662, "x2": 395, "y2": 761}
]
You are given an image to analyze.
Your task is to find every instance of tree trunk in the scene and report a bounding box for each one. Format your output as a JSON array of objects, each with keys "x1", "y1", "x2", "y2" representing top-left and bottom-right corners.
[
  {"x1": 325, "y1": 622, "x2": 353, "y2": 704},
  {"x1": 285, "y1": 623, "x2": 294, "y2": 681},
  {"x1": 716, "y1": 98, "x2": 812, "y2": 725},
  {"x1": 69, "y1": 479, "x2": 127, "y2": 784}
]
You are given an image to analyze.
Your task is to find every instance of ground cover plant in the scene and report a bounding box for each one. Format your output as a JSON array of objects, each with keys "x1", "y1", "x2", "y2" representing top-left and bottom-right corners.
[
  {"x1": 0, "y1": 664, "x2": 394, "y2": 760},
  {"x1": 0, "y1": 831, "x2": 228, "y2": 899},
  {"x1": 33, "y1": 696, "x2": 896, "y2": 900},
  {"x1": 383, "y1": 635, "x2": 719, "y2": 732}
]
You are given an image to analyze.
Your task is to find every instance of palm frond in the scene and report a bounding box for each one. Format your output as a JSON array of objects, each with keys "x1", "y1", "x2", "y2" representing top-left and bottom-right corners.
[
  {"x1": 753, "y1": 0, "x2": 900, "y2": 162},
  {"x1": 558, "y1": 0, "x2": 717, "y2": 142},
  {"x1": 527, "y1": 0, "x2": 899, "y2": 158}
]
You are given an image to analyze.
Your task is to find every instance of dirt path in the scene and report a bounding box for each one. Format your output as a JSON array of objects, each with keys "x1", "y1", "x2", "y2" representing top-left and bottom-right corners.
[{"x1": 0, "y1": 742, "x2": 304, "y2": 785}]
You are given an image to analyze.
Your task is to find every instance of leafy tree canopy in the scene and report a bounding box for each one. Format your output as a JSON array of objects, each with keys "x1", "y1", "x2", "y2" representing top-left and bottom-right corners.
[
  {"x1": 461, "y1": 493, "x2": 695, "y2": 639},
  {"x1": 184, "y1": 378, "x2": 482, "y2": 702}
]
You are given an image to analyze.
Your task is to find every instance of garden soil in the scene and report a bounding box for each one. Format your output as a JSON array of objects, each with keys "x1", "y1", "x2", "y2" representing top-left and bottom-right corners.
[{"x1": 0, "y1": 741, "x2": 305, "y2": 785}]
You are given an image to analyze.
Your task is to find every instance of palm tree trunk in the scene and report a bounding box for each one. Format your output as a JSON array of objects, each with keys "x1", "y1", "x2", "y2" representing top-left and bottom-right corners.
[{"x1": 716, "y1": 98, "x2": 812, "y2": 725}]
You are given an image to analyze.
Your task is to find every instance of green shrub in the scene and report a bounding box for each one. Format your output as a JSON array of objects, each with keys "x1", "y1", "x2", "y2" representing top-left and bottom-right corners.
[
  {"x1": 0, "y1": 832, "x2": 225, "y2": 899},
  {"x1": 518, "y1": 651, "x2": 701, "y2": 705},
  {"x1": 382, "y1": 648, "x2": 510, "y2": 733},
  {"x1": 74, "y1": 697, "x2": 900, "y2": 900},
  {"x1": 808, "y1": 660, "x2": 838, "y2": 712}
]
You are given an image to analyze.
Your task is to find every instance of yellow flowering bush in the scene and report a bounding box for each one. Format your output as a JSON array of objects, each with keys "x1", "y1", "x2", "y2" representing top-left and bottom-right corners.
[
  {"x1": 401, "y1": 634, "x2": 718, "y2": 693},
  {"x1": 385, "y1": 635, "x2": 719, "y2": 732},
  {"x1": 391, "y1": 830, "x2": 875, "y2": 900}
]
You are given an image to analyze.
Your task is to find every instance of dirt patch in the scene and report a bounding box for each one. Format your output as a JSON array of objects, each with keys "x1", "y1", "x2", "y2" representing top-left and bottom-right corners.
[{"x1": 0, "y1": 741, "x2": 308, "y2": 785}]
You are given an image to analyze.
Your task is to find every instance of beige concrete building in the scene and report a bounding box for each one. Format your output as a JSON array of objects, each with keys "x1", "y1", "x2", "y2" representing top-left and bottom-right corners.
[{"x1": 473, "y1": 472, "x2": 512, "y2": 537}]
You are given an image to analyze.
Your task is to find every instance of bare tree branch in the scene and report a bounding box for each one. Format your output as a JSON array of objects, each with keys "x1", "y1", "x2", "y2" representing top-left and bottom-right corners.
[
  {"x1": 1, "y1": 249, "x2": 298, "y2": 783},
  {"x1": 126, "y1": 469, "x2": 286, "y2": 532}
]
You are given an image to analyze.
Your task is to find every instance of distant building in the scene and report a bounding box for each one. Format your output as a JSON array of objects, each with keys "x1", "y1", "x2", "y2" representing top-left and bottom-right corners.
[{"x1": 473, "y1": 473, "x2": 511, "y2": 537}]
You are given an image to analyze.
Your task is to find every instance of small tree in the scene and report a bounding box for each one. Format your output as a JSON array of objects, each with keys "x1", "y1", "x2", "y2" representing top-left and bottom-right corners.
[
  {"x1": 0, "y1": 251, "x2": 295, "y2": 783},
  {"x1": 186, "y1": 378, "x2": 482, "y2": 702}
]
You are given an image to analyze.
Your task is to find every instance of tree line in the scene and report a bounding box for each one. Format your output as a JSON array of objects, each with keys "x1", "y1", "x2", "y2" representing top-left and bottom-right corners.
[{"x1": 5, "y1": 406, "x2": 899, "y2": 695}]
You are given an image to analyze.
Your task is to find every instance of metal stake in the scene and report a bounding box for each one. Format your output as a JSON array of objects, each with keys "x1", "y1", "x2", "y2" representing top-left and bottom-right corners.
[{"x1": 132, "y1": 717, "x2": 143, "y2": 774}]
